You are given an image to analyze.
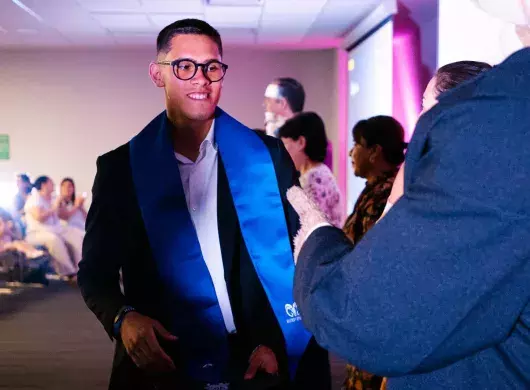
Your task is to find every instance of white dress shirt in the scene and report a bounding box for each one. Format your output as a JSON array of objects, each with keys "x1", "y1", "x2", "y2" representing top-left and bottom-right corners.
[{"x1": 174, "y1": 121, "x2": 237, "y2": 333}]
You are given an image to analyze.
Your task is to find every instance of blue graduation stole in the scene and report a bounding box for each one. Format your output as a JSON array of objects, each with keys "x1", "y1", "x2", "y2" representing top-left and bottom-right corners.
[{"x1": 129, "y1": 108, "x2": 311, "y2": 383}]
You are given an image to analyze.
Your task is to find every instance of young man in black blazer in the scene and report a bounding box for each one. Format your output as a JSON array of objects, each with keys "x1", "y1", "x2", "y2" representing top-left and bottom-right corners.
[{"x1": 78, "y1": 19, "x2": 329, "y2": 390}]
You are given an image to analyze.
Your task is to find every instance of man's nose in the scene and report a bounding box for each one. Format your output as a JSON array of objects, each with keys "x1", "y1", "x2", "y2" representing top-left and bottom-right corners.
[{"x1": 191, "y1": 67, "x2": 210, "y2": 85}]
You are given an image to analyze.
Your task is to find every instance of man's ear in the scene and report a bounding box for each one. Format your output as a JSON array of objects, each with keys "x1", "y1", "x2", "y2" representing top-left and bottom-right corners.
[
  {"x1": 149, "y1": 62, "x2": 165, "y2": 88},
  {"x1": 279, "y1": 97, "x2": 290, "y2": 112}
]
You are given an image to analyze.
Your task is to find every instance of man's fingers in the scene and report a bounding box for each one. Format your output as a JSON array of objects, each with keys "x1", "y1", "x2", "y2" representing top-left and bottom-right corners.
[
  {"x1": 244, "y1": 358, "x2": 261, "y2": 380},
  {"x1": 144, "y1": 329, "x2": 175, "y2": 371},
  {"x1": 263, "y1": 360, "x2": 279, "y2": 375},
  {"x1": 153, "y1": 321, "x2": 178, "y2": 342},
  {"x1": 130, "y1": 353, "x2": 144, "y2": 368},
  {"x1": 130, "y1": 346, "x2": 151, "y2": 369}
]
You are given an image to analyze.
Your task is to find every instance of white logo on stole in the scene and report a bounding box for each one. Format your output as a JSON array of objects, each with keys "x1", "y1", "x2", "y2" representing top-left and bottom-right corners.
[
  {"x1": 204, "y1": 383, "x2": 229, "y2": 390},
  {"x1": 285, "y1": 303, "x2": 301, "y2": 323}
]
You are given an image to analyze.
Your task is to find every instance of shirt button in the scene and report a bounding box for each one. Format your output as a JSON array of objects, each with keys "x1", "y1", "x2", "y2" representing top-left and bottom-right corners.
[{"x1": 192, "y1": 207, "x2": 196, "y2": 212}]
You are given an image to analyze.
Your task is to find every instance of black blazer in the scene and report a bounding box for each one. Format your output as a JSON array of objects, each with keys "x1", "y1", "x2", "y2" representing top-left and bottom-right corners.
[{"x1": 78, "y1": 132, "x2": 329, "y2": 389}]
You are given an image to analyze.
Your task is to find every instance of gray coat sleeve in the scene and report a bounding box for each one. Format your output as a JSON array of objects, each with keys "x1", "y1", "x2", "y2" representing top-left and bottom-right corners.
[{"x1": 294, "y1": 88, "x2": 530, "y2": 377}]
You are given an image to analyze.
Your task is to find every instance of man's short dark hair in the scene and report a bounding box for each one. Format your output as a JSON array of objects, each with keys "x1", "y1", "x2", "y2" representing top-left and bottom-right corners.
[
  {"x1": 353, "y1": 116, "x2": 406, "y2": 166},
  {"x1": 276, "y1": 77, "x2": 305, "y2": 113},
  {"x1": 278, "y1": 112, "x2": 328, "y2": 163},
  {"x1": 157, "y1": 19, "x2": 223, "y2": 57}
]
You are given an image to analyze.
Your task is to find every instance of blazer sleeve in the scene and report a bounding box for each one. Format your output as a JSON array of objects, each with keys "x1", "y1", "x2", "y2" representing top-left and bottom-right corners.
[
  {"x1": 78, "y1": 154, "x2": 128, "y2": 339},
  {"x1": 294, "y1": 95, "x2": 530, "y2": 377}
]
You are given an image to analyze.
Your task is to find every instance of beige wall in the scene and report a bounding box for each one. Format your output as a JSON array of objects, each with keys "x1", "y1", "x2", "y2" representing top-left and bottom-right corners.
[{"x1": 0, "y1": 47, "x2": 339, "y2": 204}]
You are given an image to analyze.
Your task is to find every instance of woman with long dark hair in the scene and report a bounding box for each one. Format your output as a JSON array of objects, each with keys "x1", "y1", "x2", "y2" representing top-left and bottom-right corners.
[{"x1": 58, "y1": 178, "x2": 87, "y2": 231}]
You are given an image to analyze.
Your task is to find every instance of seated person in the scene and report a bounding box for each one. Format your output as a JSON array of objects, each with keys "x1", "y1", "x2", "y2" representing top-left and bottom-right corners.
[
  {"x1": 13, "y1": 173, "x2": 32, "y2": 219},
  {"x1": 24, "y1": 176, "x2": 84, "y2": 280},
  {"x1": 58, "y1": 178, "x2": 87, "y2": 231},
  {"x1": 0, "y1": 211, "x2": 44, "y2": 259}
]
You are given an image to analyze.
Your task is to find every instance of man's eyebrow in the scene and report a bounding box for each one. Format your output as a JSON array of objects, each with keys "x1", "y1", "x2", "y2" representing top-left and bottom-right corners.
[{"x1": 171, "y1": 57, "x2": 221, "y2": 62}]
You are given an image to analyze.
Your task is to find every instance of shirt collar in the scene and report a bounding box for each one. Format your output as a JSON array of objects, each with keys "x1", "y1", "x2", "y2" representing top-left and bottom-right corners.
[
  {"x1": 175, "y1": 120, "x2": 216, "y2": 164},
  {"x1": 201, "y1": 119, "x2": 216, "y2": 151}
]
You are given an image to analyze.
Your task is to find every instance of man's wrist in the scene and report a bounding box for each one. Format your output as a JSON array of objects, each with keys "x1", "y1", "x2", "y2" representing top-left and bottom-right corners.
[{"x1": 113, "y1": 306, "x2": 136, "y2": 337}]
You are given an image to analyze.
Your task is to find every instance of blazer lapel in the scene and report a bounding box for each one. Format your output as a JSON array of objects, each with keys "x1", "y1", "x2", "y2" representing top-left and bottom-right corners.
[{"x1": 217, "y1": 155, "x2": 237, "y2": 289}]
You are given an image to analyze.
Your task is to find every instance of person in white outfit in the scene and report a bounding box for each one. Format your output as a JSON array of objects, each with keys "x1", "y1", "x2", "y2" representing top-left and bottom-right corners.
[
  {"x1": 58, "y1": 178, "x2": 87, "y2": 231},
  {"x1": 24, "y1": 176, "x2": 84, "y2": 279}
]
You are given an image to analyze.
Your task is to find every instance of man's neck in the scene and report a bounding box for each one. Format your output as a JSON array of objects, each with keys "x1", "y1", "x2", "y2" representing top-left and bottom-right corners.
[{"x1": 168, "y1": 114, "x2": 213, "y2": 162}]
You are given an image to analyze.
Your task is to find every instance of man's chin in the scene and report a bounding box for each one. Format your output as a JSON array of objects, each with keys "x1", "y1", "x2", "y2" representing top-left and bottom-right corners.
[{"x1": 185, "y1": 108, "x2": 216, "y2": 122}]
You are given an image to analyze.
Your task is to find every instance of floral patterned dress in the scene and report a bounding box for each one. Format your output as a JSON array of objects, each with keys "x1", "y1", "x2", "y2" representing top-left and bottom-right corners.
[
  {"x1": 342, "y1": 169, "x2": 398, "y2": 390},
  {"x1": 300, "y1": 164, "x2": 344, "y2": 228}
]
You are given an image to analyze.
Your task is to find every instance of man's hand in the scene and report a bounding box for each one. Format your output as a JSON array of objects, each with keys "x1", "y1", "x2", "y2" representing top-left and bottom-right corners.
[
  {"x1": 244, "y1": 345, "x2": 279, "y2": 380},
  {"x1": 120, "y1": 311, "x2": 178, "y2": 372}
]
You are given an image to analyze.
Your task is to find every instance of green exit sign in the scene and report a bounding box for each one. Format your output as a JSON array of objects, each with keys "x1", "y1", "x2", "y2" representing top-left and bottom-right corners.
[{"x1": 0, "y1": 135, "x2": 9, "y2": 160}]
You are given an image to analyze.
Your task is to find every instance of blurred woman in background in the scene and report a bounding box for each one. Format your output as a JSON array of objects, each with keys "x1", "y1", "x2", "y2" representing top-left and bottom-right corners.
[
  {"x1": 58, "y1": 178, "x2": 87, "y2": 231},
  {"x1": 279, "y1": 112, "x2": 344, "y2": 227},
  {"x1": 13, "y1": 173, "x2": 32, "y2": 219},
  {"x1": 24, "y1": 176, "x2": 84, "y2": 280}
]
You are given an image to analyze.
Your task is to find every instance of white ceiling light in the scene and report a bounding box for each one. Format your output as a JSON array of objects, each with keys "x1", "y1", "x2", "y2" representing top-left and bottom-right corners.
[{"x1": 11, "y1": 0, "x2": 44, "y2": 22}]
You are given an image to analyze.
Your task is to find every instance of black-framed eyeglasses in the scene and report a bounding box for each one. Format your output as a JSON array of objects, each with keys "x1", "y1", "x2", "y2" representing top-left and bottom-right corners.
[{"x1": 156, "y1": 58, "x2": 228, "y2": 83}]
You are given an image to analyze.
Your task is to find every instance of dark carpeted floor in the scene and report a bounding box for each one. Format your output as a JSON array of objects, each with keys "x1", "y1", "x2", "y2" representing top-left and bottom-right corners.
[
  {"x1": 0, "y1": 282, "x2": 113, "y2": 390},
  {"x1": 0, "y1": 282, "x2": 345, "y2": 389}
]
